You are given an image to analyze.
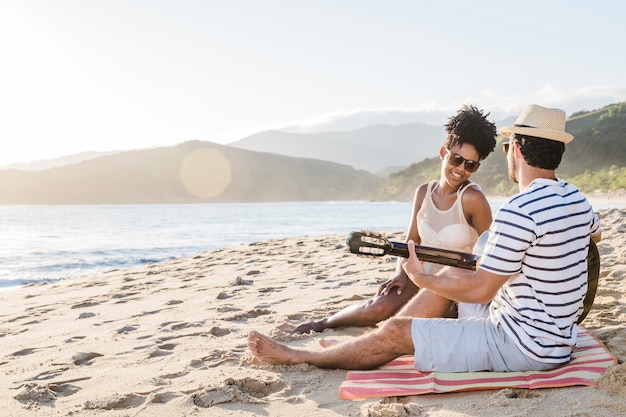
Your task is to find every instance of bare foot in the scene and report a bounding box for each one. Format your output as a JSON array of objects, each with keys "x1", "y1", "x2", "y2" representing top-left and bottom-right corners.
[
  {"x1": 247, "y1": 331, "x2": 304, "y2": 365},
  {"x1": 293, "y1": 318, "x2": 328, "y2": 334}
]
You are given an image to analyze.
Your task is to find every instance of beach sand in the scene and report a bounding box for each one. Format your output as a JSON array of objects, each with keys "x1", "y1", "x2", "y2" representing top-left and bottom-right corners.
[{"x1": 2, "y1": 208, "x2": 625, "y2": 417}]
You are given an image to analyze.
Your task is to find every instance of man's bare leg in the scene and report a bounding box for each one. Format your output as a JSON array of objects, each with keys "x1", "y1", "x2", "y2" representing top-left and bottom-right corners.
[
  {"x1": 248, "y1": 317, "x2": 415, "y2": 370},
  {"x1": 396, "y1": 287, "x2": 455, "y2": 318}
]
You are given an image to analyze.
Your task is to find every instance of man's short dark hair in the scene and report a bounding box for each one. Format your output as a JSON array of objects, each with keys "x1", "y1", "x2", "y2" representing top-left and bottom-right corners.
[
  {"x1": 444, "y1": 105, "x2": 497, "y2": 160},
  {"x1": 514, "y1": 134, "x2": 565, "y2": 170}
]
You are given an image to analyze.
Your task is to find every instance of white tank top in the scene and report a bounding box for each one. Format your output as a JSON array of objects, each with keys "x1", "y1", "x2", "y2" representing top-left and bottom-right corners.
[{"x1": 417, "y1": 180, "x2": 480, "y2": 254}]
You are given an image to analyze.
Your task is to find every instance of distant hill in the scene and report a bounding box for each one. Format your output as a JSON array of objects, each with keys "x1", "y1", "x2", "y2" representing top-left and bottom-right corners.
[
  {"x1": 377, "y1": 102, "x2": 626, "y2": 200},
  {"x1": 558, "y1": 103, "x2": 626, "y2": 175},
  {"x1": 3, "y1": 104, "x2": 622, "y2": 205},
  {"x1": 1, "y1": 151, "x2": 123, "y2": 171},
  {"x1": 229, "y1": 123, "x2": 446, "y2": 173},
  {"x1": 0, "y1": 141, "x2": 381, "y2": 204}
]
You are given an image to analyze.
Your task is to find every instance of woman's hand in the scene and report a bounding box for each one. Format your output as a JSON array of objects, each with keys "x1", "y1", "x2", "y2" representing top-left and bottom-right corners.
[{"x1": 377, "y1": 274, "x2": 409, "y2": 296}]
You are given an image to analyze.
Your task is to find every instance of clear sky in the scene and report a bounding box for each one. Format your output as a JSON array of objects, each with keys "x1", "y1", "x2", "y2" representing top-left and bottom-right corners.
[{"x1": 1, "y1": 0, "x2": 625, "y2": 166}]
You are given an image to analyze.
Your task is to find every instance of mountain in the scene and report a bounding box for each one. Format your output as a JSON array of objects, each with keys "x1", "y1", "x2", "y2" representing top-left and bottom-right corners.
[
  {"x1": 229, "y1": 123, "x2": 446, "y2": 173},
  {"x1": 557, "y1": 103, "x2": 626, "y2": 175},
  {"x1": 0, "y1": 141, "x2": 381, "y2": 204},
  {"x1": 1, "y1": 151, "x2": 123, "y2": 171},
  {"x1": 4, "y1": 104, "x2": 622, "y2": 205},
  {"x1": 377, "y1": 102, "x2": 626, "y2": 200}
]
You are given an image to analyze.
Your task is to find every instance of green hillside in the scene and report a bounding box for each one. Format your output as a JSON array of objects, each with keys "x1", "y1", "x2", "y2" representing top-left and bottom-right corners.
[{"x1": 377, "y1": 102, "x2": 626, "y2": 200}]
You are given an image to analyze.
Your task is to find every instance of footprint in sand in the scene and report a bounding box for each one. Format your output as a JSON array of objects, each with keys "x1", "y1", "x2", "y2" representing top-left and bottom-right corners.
[
  {"x1": 216, "y1": 305, "x2": 240, "y2": 313},
  {"x1": 71, "y1": 300, "x2": 100, "y2": 309},
  {"x1": 146, "y1": 343, "x2": 177, "y2": 358},
  {"x1": 148, "y1": 348, "x2": 172, "y2": 358},
  {"x1": 29, "y1": 367, "x2": 71, "y2": 381},
  {"x1": 500, "y1": 388, "x2": 543, "y2": 399},
  {"x1": 14, "y1": 382, "x2": 77, "y2": 404},
  {"x1": 84, "y1": 393, "x2": 147, "y2": 410},
  {"x1": 157, "y1": 343, "x2": 177, "y2": 350},
  {"x1": 483, "y1": 388, "x2": 545, "y2": 409},
  {"x1": 233, "y1": 276, "x2": 253, "y2": 285},
  {"x1": 363, "y1": 399, "x2": 423, "y2": 417},
  {"x1": 258, "y1": 286, "x2": 280, "y2": 293},
  {"x1": 150, "y1": 391, "x2": 184, "y2": 404},
  {"x1": 8, "y1": 315, "x2": 31, "y2": 323},
  {"x1": 117, "y1": 325, "x2": 138, "y2": 334},
  {"x1": 11, "y1": 347, "x2": 37, "y2": 356},
  {"x1": 112, "y1": 292, "x2": 140, "y2": 303},
  {"x1": 223, "y1": 308, "x2": 272, "y2": 321},
  {"x1": 72, "y1": 352, "x2": 103, "y2": 366},
  {"x1": 169, "y1": 321, "x2": 204, "y2": 331},
  {"x1": 209, "y1": 326, "x2": 231, "y2": 337},
  {"x1": 192, "y1": 375, "x2": 288, "y2": 408},
  {"x1": 245, "y1": 308, "x2": 272, "y2": 318},
  {"x1": 201, "y1": 349, "x2": 241, "y2": 368}
]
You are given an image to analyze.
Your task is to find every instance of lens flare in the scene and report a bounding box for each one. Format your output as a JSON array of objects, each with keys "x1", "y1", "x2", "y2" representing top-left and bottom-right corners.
[{"x1": 179, "y1": 148, "x2": 231, "y2": 199}]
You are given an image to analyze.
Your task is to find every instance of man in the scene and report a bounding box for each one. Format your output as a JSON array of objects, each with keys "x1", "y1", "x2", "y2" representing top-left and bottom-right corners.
[{"x1": 248, "y1": 104, "x2": 602, "y2": 373}]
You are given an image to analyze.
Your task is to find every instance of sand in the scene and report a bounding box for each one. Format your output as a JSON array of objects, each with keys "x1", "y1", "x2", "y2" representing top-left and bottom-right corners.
[{"x1": 1, "y1": 208, "x2": 625, "y2": 417}]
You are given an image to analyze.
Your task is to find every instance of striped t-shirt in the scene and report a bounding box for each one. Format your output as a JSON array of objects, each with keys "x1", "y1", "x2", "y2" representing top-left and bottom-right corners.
[{"x1": 479, "y1": 178, "x2": 601, "y2": 364}]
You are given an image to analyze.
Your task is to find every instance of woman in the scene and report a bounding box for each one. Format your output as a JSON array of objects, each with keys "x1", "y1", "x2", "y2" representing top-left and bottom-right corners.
[{"x1": 294, "y1": 105, "x2": 497, "y2": 333}]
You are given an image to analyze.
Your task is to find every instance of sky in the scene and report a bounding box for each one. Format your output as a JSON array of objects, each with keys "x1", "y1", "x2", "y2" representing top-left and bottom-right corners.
[{"x1": 1, "y1": 0, "x2": 626, "y2": 166}]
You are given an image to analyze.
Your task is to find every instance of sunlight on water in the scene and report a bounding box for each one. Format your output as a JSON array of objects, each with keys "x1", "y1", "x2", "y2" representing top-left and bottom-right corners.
[
  {"x1": 0, "y1": 202, "x2": 412, "y2": 288},
  {"x1": 0, "y1": 198, "x2": 621, "y2": 289}
]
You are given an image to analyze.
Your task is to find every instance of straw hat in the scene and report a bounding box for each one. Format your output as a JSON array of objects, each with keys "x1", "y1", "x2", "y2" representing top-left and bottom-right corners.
[{"x1": 500, "y1": 104, "x2": 574, "y2": 143}]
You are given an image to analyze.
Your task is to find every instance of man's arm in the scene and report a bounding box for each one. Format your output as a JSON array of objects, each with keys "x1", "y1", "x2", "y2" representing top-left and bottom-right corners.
[{"x1": 402, "y1": 240, "x2": 510, "y2": 305}]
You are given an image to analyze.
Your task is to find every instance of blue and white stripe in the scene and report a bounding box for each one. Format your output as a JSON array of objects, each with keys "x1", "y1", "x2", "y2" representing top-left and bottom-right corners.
[{"x1": 480, "y1": 178, "x2": 600, "y2": 363}]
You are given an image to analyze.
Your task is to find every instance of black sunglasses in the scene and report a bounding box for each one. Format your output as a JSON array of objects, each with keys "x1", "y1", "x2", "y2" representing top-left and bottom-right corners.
[{"x1": 445, "y1": 149, "x2": 480, "y2": 173}]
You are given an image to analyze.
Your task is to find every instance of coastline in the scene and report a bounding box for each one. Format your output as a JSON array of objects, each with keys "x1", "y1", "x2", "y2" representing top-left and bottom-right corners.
[{"x1": 1, "y1": 208, "x2": 625, "y2": 416}]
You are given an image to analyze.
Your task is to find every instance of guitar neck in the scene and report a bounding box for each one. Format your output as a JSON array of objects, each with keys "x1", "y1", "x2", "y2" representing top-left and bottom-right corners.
[{"x1": 387, "y1": 241, "x2": 479, "y2": 271}]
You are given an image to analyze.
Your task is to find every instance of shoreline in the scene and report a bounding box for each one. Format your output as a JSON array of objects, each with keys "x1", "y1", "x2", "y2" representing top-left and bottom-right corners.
[
  {"x1": 1, "y1": 208, "x2": 625, "y2": 416},
  {"x1": 3, "y1": 197, "x2": 625, "y2": 293}
]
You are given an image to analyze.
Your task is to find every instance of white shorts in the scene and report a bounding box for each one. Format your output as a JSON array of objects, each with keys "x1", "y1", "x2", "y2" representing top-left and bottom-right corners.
[
  {"x1": 457, "y1": 302, "x2": 489, "y2": 319},
  {"x1": 411, "y1": 317, "x2": 560, "y2": 372}
]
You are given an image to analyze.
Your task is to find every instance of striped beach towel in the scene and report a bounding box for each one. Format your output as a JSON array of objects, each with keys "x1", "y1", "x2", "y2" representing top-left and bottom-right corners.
[{"x1": 339, "y1": 328, "x2": 616, "y2": 400}]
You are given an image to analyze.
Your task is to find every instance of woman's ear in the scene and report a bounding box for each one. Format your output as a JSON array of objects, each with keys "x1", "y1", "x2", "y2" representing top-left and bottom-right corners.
[{"x1": 439, "y1": 146, "x2": 446, "y2": 160}]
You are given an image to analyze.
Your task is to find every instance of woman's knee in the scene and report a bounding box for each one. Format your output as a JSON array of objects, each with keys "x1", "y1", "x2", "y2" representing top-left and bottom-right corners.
[{"x1": 363, "y1": 295, "x2": 407, "y2": 321}]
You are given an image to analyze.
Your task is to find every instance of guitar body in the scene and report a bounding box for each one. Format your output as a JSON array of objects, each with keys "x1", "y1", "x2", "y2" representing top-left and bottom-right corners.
[
  {"x1": 580, "y1": 239, "x2": 600, "y2": 323},
  {"x1": 346, "y1": 230, "x2": 600, "y2": 324}
]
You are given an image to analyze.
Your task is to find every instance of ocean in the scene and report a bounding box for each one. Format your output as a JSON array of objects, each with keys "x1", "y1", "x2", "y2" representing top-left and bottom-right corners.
[
  {"x1": 0, "y1": 202, "x2": 414, "y2": 290},
  {"x1": 1, "y1": 199, "x2": 621, "y2": 290}
]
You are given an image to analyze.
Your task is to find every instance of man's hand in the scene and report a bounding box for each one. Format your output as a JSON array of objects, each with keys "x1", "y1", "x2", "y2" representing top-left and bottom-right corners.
[{"x1": 401, "y1": 240, "x2": 425, "y2": 285}]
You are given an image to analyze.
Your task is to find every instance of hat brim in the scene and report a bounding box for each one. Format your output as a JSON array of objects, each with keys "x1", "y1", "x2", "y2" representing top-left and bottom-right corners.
[{"x1": 500, "y1": 126, "x2": 573, "y2": 144}]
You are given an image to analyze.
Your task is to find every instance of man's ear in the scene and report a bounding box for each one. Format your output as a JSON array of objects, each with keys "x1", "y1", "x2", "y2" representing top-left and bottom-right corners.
[{"x1": 514, "y1": 142, "x2": 522, "y2": 158}]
